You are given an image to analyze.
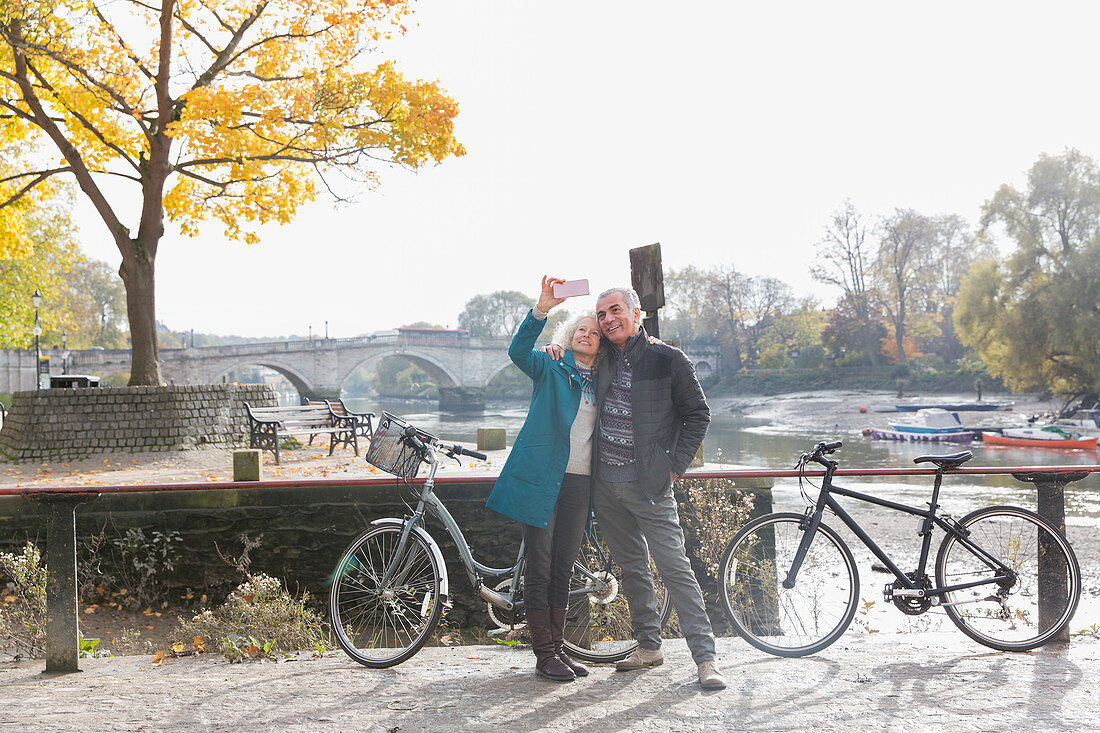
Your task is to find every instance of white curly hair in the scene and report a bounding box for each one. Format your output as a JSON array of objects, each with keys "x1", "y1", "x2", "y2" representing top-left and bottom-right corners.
[{"x1": 552, "y1": 311, "x2": 604, "y2": 368}]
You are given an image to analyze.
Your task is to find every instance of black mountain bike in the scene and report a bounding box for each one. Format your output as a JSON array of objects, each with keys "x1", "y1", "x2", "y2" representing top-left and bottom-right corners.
[{"x1": 719, "y1": 441, "x2": 1081, "y2": 657}]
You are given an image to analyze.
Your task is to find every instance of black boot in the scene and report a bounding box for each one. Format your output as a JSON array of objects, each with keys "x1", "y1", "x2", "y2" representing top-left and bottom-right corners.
[
  {"x1": 527, "y1": 609, "x2": 575, "y2": 682},
  {"x1": 549, "y1": 607, "x2": 588, "y2": 677}
]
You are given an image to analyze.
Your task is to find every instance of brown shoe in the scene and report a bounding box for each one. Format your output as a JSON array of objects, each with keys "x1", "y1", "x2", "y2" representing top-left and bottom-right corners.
[
  {"x1": 527, "y1": 609, "x2": 574, "y2": 682},
  {"x1": 615, "y1": 647, "x2": 664, "y2": 671},
  {"x1": 549, "y1": 608, "x2": 588, "y2": 677},
  {"x1": 698, "y1": 661, "x2": 727, "y2": 690}
]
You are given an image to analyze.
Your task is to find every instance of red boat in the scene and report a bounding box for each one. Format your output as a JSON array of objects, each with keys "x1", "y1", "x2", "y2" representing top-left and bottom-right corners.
[{"x1": 981, "y1": 432, "x2": 1099, "y2": 450}]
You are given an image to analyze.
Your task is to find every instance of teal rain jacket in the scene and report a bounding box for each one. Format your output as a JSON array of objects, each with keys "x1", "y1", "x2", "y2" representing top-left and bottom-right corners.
[{"x1": 485, "y1": 311, "x2": 584, "y2": 528}]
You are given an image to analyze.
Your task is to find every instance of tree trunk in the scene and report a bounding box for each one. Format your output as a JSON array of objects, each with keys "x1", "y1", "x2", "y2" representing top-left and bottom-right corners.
[
  {"x1": 119, "y1": 245, "x2": 161, "y2": 385},
  {"x1": 861, "y1": 325, "x2": 881, "y2": 367}
]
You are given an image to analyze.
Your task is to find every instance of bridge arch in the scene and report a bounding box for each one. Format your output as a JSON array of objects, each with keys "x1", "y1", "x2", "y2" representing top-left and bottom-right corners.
[
  {"x1": 482, "y1": 356, "x2": 525, "y2": 388},
  {"x1": 208, "y1": 360, "x2": 317, "y2": 399},
  {"x1": 337, "y1": 350, "x2": 461, "y2": 393}
]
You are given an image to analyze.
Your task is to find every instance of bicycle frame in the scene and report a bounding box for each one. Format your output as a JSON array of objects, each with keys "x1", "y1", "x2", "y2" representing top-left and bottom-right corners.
[
  {"x1": 787, "y1": 457, "x2": 1016, "y2": 602},
  {"x1": 376, "y1": 446, "x2": 614, "y2": 613}
]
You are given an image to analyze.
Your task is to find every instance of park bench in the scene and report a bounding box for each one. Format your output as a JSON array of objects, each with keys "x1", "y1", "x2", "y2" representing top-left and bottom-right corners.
[
  {"x1": 304, "y1": 398, "x2": 375, "y2": 442},
  {"x1": 244, "y1": 402, "x2": 358, "y2": 464}
]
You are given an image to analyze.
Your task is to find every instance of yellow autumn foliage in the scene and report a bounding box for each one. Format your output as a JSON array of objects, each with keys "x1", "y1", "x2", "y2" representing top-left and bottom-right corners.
[{"x1": 0, "y1": 0, "x2": 463, "y2": 244}]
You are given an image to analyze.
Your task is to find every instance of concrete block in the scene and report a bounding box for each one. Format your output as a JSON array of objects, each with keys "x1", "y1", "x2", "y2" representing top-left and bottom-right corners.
[
  {"x1": 477, "y1": 428, "x2": 506, "y2": 452},
  {"x1": 233, "y1": 450, "x2": 262, "y2": 481}
]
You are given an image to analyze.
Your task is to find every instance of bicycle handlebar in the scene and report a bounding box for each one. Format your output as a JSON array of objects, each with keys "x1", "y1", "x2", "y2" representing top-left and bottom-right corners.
[
  {"x1": 799, "y1": 440, "x2": 843, "y2": 467},
  {"x1": 399, "y1": 426, "x2": 488, "y2": 462},
  {"x1": 438, "y1": 442, "x2": 488, "y2": 461}
]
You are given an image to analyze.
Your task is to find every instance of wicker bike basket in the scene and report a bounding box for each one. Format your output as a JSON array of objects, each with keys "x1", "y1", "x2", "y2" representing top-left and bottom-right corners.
[{"x1": 364, "y1": 412, "x2": 435, "y2": 479}]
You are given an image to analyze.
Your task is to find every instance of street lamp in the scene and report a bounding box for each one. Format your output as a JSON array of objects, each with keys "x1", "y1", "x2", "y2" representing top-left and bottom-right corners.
[
  {"x1": 31, "y1": 289, "x2": 42, "y2": 391},
  {"x1": 62, "y1": 331, "x2": 69, "y2": 375}
]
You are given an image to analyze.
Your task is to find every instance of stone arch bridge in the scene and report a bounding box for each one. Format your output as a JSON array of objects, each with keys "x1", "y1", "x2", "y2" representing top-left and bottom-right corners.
[{"x1": 7, "y1": 334, "x2": 721, "y2": 410}]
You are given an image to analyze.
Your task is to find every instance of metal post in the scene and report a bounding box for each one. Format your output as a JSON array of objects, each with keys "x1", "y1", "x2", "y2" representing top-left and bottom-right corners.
[
  {"x1": 25, "y1": 491, "x2": 100, "y2": 673},
  {"x1": 1011, "y1": 470, "x2": 1087, "y2": 644},
  {"x1": 31, "y1": 288, "x2": 43, "y2": 392}
]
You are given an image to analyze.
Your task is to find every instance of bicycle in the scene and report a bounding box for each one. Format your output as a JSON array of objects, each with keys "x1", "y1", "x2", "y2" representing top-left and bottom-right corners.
[
  {"x1": 329, "y1": 412, "x2": 672, "y2": 668},
  {"x1": 719, "y1": 441, "x2": 1081, "y2": 657}
]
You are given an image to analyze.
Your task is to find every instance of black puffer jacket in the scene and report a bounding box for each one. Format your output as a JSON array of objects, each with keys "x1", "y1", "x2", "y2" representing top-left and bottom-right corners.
[{"x1": 594, "y1": 329, "x2": 711, "y2": 500}]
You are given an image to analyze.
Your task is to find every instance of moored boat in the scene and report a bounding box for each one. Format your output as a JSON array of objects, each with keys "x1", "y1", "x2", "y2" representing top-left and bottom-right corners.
[
  {"x1": 867, "y1": 428, "x2": 975, "y2": 443},
  {"x1": 981, "y1": 431, "x2": 1098, "y2": 450},
  {"x1": 888, "y1": 408, "x2": 967, "y2": 434},
  {"x1": 886, "y1": 401, "x2": 1015, "y2": 412}
]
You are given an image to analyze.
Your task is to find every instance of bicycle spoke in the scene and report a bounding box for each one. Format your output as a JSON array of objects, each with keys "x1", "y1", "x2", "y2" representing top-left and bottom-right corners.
[{"x1": 330, "y1": 525, "x2": 443, "y2": 667}]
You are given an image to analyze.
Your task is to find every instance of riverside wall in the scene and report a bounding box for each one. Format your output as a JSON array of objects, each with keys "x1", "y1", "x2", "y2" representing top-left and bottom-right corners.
[{"x1": 0, "y1": 384, "x2": 277, "y2": 462}]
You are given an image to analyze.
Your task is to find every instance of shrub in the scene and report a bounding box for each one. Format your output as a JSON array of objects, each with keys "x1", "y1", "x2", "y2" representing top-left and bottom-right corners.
[
  {"x1": 171, "y1": 572, "x2": 327, "y2": 662},
  {"x1": 0, "y1": 543, "x2": 47, "y2": 658}
]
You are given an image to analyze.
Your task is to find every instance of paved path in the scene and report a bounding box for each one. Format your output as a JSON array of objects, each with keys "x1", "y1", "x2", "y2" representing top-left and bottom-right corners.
[{"x1": 2, "y1": 633, "x2": 1097, "y2": 731}]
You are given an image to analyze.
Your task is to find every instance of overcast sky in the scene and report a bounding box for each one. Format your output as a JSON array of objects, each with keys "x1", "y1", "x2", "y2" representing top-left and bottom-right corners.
[{"x1": 72, "y1": 1, "x2": 1100, "y2": 338}]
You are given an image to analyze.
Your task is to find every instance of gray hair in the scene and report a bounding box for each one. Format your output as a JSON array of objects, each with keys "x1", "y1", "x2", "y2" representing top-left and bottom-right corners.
[
  {"x1": 553, "y1": 311, "x2": 604, "y2": 369},
  {"x1": 597, "y1": 286, "x2": 642, "y2": 311},
  {"x1": 553, "y1": 311, "x2": 599, "y2": 348}
]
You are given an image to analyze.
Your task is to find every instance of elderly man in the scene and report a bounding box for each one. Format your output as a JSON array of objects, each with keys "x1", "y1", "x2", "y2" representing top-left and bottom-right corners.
[{"x1": 591, "y1": 285, "x2": 724, "y2": 690}]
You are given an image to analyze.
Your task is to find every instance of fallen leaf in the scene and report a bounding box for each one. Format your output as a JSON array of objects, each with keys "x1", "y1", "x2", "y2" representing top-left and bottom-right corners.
[
  {"x1": 151, "y1": 651, "x2": 166, "y2": 666},
  {"x1": 467, "y1": 654, "x2": 480, "y2": 660}
]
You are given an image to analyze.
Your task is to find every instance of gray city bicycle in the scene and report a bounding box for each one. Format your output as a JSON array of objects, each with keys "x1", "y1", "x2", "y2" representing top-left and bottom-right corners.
[
  {"x1": 719, "y1": 441, "x2": 1081, "y2": 657},
  {"x1": 329, "y1": 412, "x2": 672, "y2": 668}
]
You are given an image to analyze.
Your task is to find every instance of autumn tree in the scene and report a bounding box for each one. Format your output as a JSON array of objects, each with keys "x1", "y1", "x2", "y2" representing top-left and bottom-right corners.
[
  {"x1": 956, "y1": 149, "x2": 1100, "y2": 397},
  {"x1": 458, "y1": 290, "x2": 536, "y2": 339},
  {"x1": 664, "y1": 265, "x2": 719, "y2": 342},
  {"x1": 706, "y1": 264, "x2": 746, "y2": 371},
  {"x1": 0, "y1": 187, "x2": 91, "y2": 346},
  {"x1": 810, "y1": 200, "x2": 882, "y2": 366},
  {"x1": 0, "y1": 0, "x2": 463, "y2": 384},
  {"x1": 873, "y1": 209, "x2": 937, "y2": 364}
]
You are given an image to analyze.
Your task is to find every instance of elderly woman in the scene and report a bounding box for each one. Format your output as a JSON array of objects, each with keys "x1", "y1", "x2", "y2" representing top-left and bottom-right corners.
[{"x1": 485, "y1": 276, "x2": 600, "y2": 682}]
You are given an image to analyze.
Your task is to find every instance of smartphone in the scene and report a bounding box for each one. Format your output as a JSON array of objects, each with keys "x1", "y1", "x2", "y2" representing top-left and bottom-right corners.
[{"x1": 553, "y1": 279, "x2": 589, "y2": 298}]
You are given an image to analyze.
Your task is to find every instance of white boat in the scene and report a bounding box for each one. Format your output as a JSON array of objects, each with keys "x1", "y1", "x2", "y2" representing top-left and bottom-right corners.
[
  {"x1": 887, "y1": 408, "x2": 967, "y2": 434},
  {"x1": 1002, "y1": 426, "x2": 1088, "y2": 441}
]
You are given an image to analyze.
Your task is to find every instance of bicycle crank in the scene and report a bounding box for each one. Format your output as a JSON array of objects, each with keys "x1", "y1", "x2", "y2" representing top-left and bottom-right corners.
[
  {"x1": 485, "y1": 579, "x2": 525, "y2": 631},
  {"x1": 585, "y1": 571, "x2": 620, "y2": 605}
]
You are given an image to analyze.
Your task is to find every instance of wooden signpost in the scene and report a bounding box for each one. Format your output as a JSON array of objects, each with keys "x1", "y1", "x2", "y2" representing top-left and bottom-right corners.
[{"x1": 629, "y1": 243, "x2": 665, "y2": 339}]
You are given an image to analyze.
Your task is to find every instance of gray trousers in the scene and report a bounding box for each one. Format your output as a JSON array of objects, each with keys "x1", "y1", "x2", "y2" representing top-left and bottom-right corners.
[{"x1": 593, "y1": 476, "x2": 716, "y2": 664}]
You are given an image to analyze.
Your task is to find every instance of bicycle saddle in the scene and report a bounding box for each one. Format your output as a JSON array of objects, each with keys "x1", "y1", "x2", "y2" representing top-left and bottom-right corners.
[{"x1": 912, "y1": 451, "x2": 973, "y2": 469}]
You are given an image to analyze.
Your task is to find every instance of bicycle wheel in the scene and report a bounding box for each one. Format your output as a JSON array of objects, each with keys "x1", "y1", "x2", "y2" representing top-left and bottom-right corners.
[
  {"x1": 720, "y1": 512, "x2": 859, "y2": 657},
  {"x1": 562, "y1": 522, "x2": 673, "y2": 663},
  {"x1": 329, "y1": 524, "x2": 444, "y2": 667},
  {"x1": 935, "y1": 505, "x2": 1081, "y2": 651}
]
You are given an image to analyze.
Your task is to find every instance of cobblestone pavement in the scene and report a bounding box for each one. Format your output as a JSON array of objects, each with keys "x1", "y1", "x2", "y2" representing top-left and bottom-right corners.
[{"x1": 1, "y1": 633, "x2": 1097, "y2": 732}]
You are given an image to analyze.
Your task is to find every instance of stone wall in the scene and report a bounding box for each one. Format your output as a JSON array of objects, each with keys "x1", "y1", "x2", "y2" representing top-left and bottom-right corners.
[
  {"x1": 0, "y1": 384, "x2": 278, "y2": 461},
  {"x1": 0, "y1": 477, "x2": 771, "y2": 631},
  {"x1": 0, "y1": 480, "x2": 519, "y2": 629}
]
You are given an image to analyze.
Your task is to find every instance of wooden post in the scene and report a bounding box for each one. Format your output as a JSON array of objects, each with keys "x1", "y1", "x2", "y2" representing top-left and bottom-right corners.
[{"x1": 629, "y1": 243, "x2": 665, "y2": 339}]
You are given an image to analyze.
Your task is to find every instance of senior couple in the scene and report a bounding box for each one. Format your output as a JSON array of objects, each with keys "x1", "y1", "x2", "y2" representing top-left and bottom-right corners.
[{"x1": 485, "y1": 277, "x2": 725, "y2": 690}]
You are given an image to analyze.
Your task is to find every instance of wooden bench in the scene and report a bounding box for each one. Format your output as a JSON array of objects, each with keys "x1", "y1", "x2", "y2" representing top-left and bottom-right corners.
[
  {"x1": 304, "y1": 399, "x2": 375, "y2": 441},
  {"x1": 244, "y1": 402, "x2": 358, "y2": 464}
]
